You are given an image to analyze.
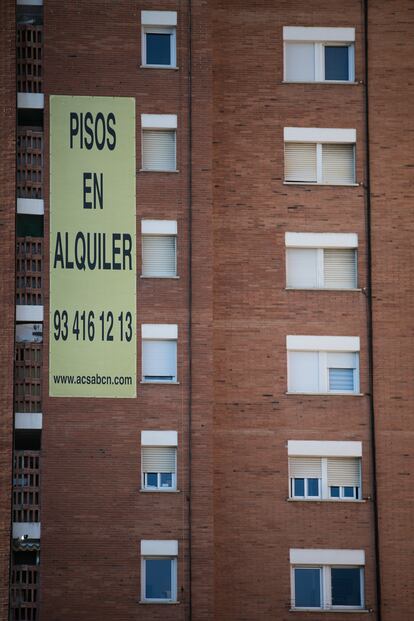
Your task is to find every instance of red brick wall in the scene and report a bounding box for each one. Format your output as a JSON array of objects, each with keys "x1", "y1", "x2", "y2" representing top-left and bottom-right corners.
[
  {"x1": 369, "y1": 1, "x2": 414, "y2": 619},
  {"x1": 0, "y1": 1, "x2": 15, "y2": 619}
]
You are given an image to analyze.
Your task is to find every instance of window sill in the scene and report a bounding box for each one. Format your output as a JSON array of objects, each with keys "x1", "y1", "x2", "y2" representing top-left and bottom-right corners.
[
  {"x1": 283, "y1": 182, "x2": 360, "y2": 187},
  {"x1": 285, "y1": 287, "x2": 361, "y2": 292},
  {"x1": 290, "y1": 609, "x2": 371, "y2": 613},
  {"x1": 140, "y1": 381, "x2": 180, "y2": 385},
  {"x1": 140, "y1": 488, "x2": 180, "y2": 493},
  {"x1": 140, "y1": 275, "x2": 180, "y2": 279},
  {"x1": 139, "y1": 169, "x2": 179, "y2": 173},
  {"x1": 285, "y1": 392, "x2": 364, "y2": 397},
  {"x1": 282, "y1": 80, "x2": 359, "y2": 85},
  {"x1": 140, "y1": 65, "x2": 179, "y2": 70},
  {"x1": 139, "y1": 600, "x2": 180, "y2": 605},
  {"x1": 287, "y1": 498, "x2": 366, "y2": 503}
]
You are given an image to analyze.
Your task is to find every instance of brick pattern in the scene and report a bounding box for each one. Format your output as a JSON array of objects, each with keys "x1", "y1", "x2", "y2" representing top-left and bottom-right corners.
[
  {"x1": 17, "y1": 25, "x2": 42, "y2": 94},
  {"x1": 17, "y1": 128, "x2": 43, "y2": 199},
  {"x1": 10, "y1": 565, "x2": 39, "y2": 621},
  {"x1": 13, "y1": 451, "x2": 41, "y2": 523},
  {"x1": 0, "y1": 1, "x2": 15, "y2": 619},
  {"x1": 14, "y1": 344, "x2": 42, "y2": 414},
  {"x1": 16, "y1": 237, "x2": 43, "y2": 306}
]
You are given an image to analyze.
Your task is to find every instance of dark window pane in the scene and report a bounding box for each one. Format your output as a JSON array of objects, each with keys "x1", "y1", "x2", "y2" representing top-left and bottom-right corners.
[
  {"x1": 160, "y1": 472, "x2": 173, "y2": 488},
  {"x1": 330, "y1": 486, "x2": 340, "y2": 498},
  {"x1": 331, "y1": 568, "x2": 361, "y2": 606},
  {"x1": 294, "y1": 478, "x2": 305, "y2": 496},
  {"x1": 146, "y1": 33, "x2": 171, "y2": 65},
  {"x1": 295, "y1": 568, "x2": 321, "y2": 607},
  {"x1": 343, "y1": 486, "x2": 355, "y2": 498},
  {"x1": 146, "y1": 473, "x2": 158, "y2": 487},
  {"x1": 307, "y1": 478, "x2": 319, "y2": 496},
  {"x1": 145, "y1": 559, "x2": 172, "y2": 599},
  {"x1": 325, "y1": 46, "x2": 349, "y2": 81}
]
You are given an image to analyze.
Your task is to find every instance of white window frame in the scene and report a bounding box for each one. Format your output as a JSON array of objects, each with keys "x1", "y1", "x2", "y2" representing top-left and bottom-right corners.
[
  {"x1": 141, "y1": 11, "x2": 177, "y2": 69},
  {"x1": 287, "y1": 336, "x2": 360, "y2": 395},
  {"x1": 141, "y1": 556, "x2": 177, "y2": 603},
  {"x1": 141, "y1": 431, "x2": 178, "y2": 492},
  {"x1": 283, "y1": 27, "x2": 355, "y2": 83},
  {"x1": 290, "y1": 476, "x2": 321, "y2": 500},
  {"x1": 284, "y1": 143, "x2": 356, "y2": 185},
  {"x1": 141, "y1": 324, "x2": 178, "y2": 383},
  {"x1": 289, "y1": 457, "x2": 362, "y2": 502},
  {"x1": 141, "y1": 114, "x2": 178, "y2": 173},
  {"x1": 285, "y1": 232, "x2": 358, "y2": 289},
  {"x1": 141, "y1": 220, "x2": 178, "y2": 278},
  {"x1": 291, "y1": 565, "x2": 364, "y2": 610}
]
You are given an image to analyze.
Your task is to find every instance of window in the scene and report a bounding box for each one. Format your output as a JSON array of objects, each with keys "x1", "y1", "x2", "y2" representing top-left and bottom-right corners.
[
  {"x1": 288, "y1": 440, "x2": 362, "y2": 501},
  {"x1": 141, "y1": 324, "x2": 178, "y2": 383},
  {"x1": 141, "y1": 431, "x2": 177, "y2": 491},
  {"x1": 141, "y1": 540, "x2": 178, "y2": 603},
  {"x1": 290, "y1": 549, "x2": 364, "y2": 610},
  {"x1": 287, "y1": 335, "x2": 360, "y2": 394},
  {"x1": 284, "y1": 27, "x2": 355, "y2": 82},
  {"x1": 285, "y1": 233, "x2": 358, "y2": 289},
  {"x1": 141, "y1": 220, "x2": 177, "y2": 278},
  {"x1": 141, "y1": 114, "x2": 177, "y2": 172},
  {"x1": 141, "y1": 11, "x2": 177, "y2": 68}
]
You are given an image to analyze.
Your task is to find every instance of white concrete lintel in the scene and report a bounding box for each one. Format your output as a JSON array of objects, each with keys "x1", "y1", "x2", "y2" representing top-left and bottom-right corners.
[
  {"x1": 16, "y1": 306, "x2": 44, "y2": 322},
  {"x1": 18, "y1": 93, "x2": 44, "y2": 109},
  {"x1": 15, "y1": 412, "x2": 43, "y2": 430}
]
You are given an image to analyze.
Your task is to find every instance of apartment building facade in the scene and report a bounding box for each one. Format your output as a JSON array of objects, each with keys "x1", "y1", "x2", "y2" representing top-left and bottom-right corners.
[{"x1": 0, "y1": 0, "x2": 413, "y2": 620}]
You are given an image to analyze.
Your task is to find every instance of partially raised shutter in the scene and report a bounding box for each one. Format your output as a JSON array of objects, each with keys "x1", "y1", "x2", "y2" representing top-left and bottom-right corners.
[
  {"x1": 327, "y1": 458, "x2": 360, "y2": 487},
  {"x1": 142, "y1": 235, "x2": 176, "y2": 277},
  {"x1": 142, "y1": 130, "x2": 176, "y2": 171},
  {"x1": 285, "y1": 143, "x2": 317, "y2": 182},
  {"x1": 142, "y1": 340, "x2": 177, "y2": 381},
  {"x1": 324, "y1": 249, "x2": 356, "y2": 288},
  {"x1": 289, "y1": 457, "x2": 322, "y2": 478},
  {"x1": 322, "y1": 144, "x2": 355, "y2": 184},
  {"x1": 142, "y1": 447, "x2": 176, "y2": 473}
]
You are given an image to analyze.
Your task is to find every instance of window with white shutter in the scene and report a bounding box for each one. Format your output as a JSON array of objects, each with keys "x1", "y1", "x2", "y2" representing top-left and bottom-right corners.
[
  {"x1": 142, "y1": 130, "x2": 176, "y2": 171},
  {"x1": 322, "y1": 144, "x2": 355, "y2": 184},
  {"x1": 142, "y1": 446, "x2": 177, "y2": 490},
  {"x1": 142, "y1": 235, "x2": 177, "y2": 277},
  {"x1": 323, "y1": 249, "x2": 356, "y2": 288},
  {"x1": 288, "y1": 445, "x2": 362, "y2": 501},
  {"x1": 142, "y1": 340, "x2": 177, "y2": 382},
  {"x1": 287, "y1": 336, "x2": 360, "y2": 394},
  {"x1": 284, "y1": 143, "x2": 317, "y2": 182},
  {"x1": 284, "y1": 28, "x2": 355, "y2": 83}
]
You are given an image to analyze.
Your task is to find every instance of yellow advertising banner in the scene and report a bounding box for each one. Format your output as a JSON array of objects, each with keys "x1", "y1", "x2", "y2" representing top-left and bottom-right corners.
[{"x1": 49, "y1": 96, "x2": 136, "y2": 397}]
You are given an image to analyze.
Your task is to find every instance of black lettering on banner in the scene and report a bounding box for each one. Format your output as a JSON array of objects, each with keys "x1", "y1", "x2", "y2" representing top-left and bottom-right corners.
[
  {"x1": 70, "y1": 112, "x2": 79, "y2": 148},
  {"x1": 107, "y1": 113, "x2": 116, "y2": 150},
  {"x1": 83, "y1": 173, "x2": 103, "y2": 209},
  {"x1": 68, "y1": 112, "x2": 117, "y2": 150}
]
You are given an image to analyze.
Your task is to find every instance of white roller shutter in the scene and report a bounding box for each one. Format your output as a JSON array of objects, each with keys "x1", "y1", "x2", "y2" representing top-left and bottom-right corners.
[
  {"x1": 286, "y1": 248, "x2": 318, "y2": 288},
  {"x1": 285, "y1": 143, "x2": 317, "y2": 182},
  {"x1": 327, "y1": 458, "x2": 360, "y2": 487},
  {"x1": 289, "y1": 457, "x2": 322, "y2": 478},
  {"x1": 321, "y1": 144, "x2": 355, "y2": 184},
  {"x1": 142, "y1": 447, "x2": 176, "y2": 473},
  {"x1": 285, "y1": 43, "x2": 315, "y2": 81},
  {"x1": 142, "y1": 235, "x2": 176, "y2": 277},
  {"x1": 142, "y1": 340, "x2": 177, "y2": 381},
  {"x1": 142, "y1": 130, "x2": 176, "y2": 171},
  {"x1": 323, "y1": 249, "x2": 357, "y2": 288},
  {"x1": 288, "y1": 351, "x2": 319, "y2": 393}
]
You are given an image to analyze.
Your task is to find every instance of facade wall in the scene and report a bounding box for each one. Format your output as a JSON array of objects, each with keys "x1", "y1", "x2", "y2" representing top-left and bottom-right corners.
[
  {"x1": 369, "y1": 1, "x2": 414, "y2": 619},
  {"x1": 0, "y1": 1, "x2": 15, "y2": 619}
]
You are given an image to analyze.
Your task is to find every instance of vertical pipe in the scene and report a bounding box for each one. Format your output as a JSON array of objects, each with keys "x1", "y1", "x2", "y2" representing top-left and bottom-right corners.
[{"x1": 362, "y1": 1, "x2": 382, "y2": 619}]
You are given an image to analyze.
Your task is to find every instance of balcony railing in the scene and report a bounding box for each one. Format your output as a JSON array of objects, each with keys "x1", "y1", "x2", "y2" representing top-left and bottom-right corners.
[
  {"x1": 17, "y1": 24, "x2": 42, "y2": 94},
  {"x1": 16, "y1": 237, "x2": 43, "y2": 306},
  {"x1": 13, "y1": 451, "x2": 40, "y2": 523},
  {"x1": 10, "y1": 565, "x2": 39, "y2": 621},
  {"x1": 17, "y1": 128, "x2": 43, "y2": 199},
  {"x1": 15, "y1": 344, "x2": 42, "y2": 413}
]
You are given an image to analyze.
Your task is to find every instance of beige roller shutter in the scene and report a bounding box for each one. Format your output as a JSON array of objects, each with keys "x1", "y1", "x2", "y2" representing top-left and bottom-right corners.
[
  {"x1": 142, "y1": 447, "x2": 176, "y2": 473},
  {"x1": 285, "y1": 143, "x2": 317, "y2": 182},
  {"x1": 142, "y1": 235, "x2": 176, "y2": 277},
  {"x1": 289, "y1": 457, "x2": 322, "y2": 478},
  {"x1": 324, "y1": 249, "x2": 357, "y2": 288},
  {"x1": 322, "y1": 144, "x2": 355, "y2": 184},
  {"x1": 327, "y1": 458, "x2": 360, "y2": 487},
  {"x1": 142, "y1": 130, "x2": 176, "y2": 171}
]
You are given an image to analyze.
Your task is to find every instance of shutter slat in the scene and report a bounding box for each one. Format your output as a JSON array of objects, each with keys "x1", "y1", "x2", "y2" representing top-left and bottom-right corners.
[
  {"x1": 329, "y1": 368, "x2": 354, "y2": 391},
  {"x1": 142, "y1": 235, "x2": 176, "y2": 277},
  {"x1": 322, "y1": 144, "x2": 355, "y2": 184},
  {"x1": 142, "y1": 447, "x2": 176, "y2": 473},
  {"x1": 142, "y1": 130, "x2": 176, "y2": 171},
  {"x1": 285, "y1": 143, "x2": 317, "y2": 182},
  {"x1": 327, "y1": 458, "x2": 360, "y2": 487},
  {"x1": 289, "y1": 457, "x2": 322, "y2": 478},
  {"x1": 324, "y1": 249, "x2": 356, "y2": 288}
]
